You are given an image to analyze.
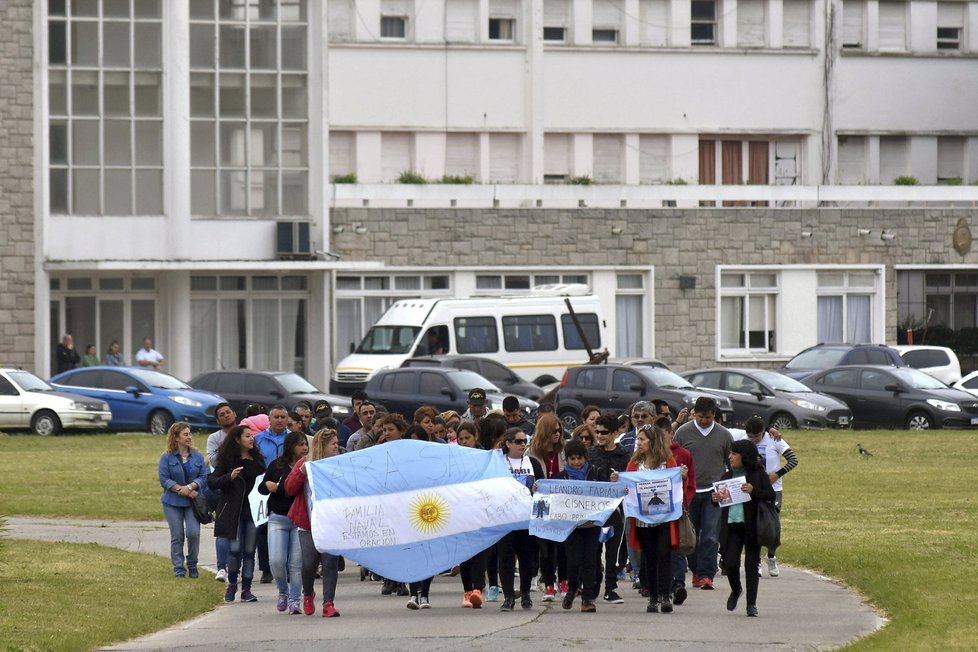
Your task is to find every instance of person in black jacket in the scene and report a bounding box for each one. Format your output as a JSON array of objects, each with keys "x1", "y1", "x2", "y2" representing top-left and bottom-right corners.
[
  {"x1": 713, "y1": 438, "x2": 776, "y2": 617},
  {"x1": 209, "y1": 425, "x2": 266, "y2": 604},
  {"x1": 588, "y1": 414, "x2": 630, "y2": 603}
]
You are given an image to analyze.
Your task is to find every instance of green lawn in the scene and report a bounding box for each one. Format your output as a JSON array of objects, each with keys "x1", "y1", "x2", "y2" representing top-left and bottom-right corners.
[{"x1": 1, "y1": 430, "x2": 978, "y2": 649}]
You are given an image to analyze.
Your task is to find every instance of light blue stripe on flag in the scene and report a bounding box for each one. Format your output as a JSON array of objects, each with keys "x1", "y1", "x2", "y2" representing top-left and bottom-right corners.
[
  {"x1": 618, "y1": 468, "x2": 683, "y2": 524},
  {"x1": 530, "y1": 479, "x2": 625, "y2": 542},
  {"x1": 307, "y1": 440, "x2": 533, "y2": 582}
]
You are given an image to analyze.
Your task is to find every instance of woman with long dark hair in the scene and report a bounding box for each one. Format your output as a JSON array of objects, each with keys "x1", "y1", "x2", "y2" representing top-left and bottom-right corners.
[
  {"x1": 209, "y1": 425, "x2": 266, "y2": 603},
  {"x1": 260, "y1": 431, "x2": 308, "y2": 614}
]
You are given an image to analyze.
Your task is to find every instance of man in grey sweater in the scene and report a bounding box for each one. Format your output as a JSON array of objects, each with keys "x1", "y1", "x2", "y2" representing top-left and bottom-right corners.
[{"x1": 673, "y1": 397, "x2": 732, "y2": 592}]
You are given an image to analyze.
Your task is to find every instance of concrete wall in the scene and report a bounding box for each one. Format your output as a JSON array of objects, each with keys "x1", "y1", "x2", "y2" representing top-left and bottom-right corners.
[
  {"x1": 330, "y1": 206, "x2": 978, "y2": 370},
  {"x1": 0, "y1": 0, "x2": 34, "y2": 371}
]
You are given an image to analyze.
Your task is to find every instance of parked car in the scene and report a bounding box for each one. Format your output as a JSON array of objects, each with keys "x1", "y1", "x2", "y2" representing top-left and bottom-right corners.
[
  {"x1": 400, "y1": 355, "x2": 545, "y2": 400},
  {"x1": 0, "y1": 368, "x2": 111, "y2": 435},
  {"x1": 364, "y1": 367, "x2": 538, "y2": 419},
  {"x1": 952, "y1": 370, "x2": 978, "y2": 398},
  {"x1": 49, "y1": 366, "x2": 224, "y2": 434},
  {"x1": 189, "y1": 370, "x2": 352, "y2": 422},
  {"x1": 608, "y1": 357, "x2": 674, "y2": 370},
  {"x1": 554, "y1": 363, "x2": 734, "y2": 429},
  {"x1": 802, "y1": 365, "x2": 978, "y2": 430},
  {"x1": 780, "y1": 343, "x2": 907, "y2": 380},
  {"x1": 681, "y1": 367, "x2": 852, "y2": 430},
  {"x1": 891, "y1": 345, "x2": 962, "y2": 384}
]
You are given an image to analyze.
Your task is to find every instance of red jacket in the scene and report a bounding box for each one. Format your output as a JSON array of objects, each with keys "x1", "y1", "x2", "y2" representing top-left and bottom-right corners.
[
  {"x1": 670, "y1": 441, "x2": 696, "y2": 511},
  {"x1": 285, "y1": 455, "x2": 312, "y2": 530}
]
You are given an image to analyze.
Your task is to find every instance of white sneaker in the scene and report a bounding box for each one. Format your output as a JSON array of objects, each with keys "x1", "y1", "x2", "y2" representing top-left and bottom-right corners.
[
  {"x1": 767, "y1": 557, "x2": 780, "y2": 577},
  {"x1": 215, "y1": 568, "x2": 228, "y2": 583}
]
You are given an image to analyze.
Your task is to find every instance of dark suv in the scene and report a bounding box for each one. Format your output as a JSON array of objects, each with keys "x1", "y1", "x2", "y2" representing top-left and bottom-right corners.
[
  {"x1": 554, "y1": 364, "x2": 734, "y2": 429},
  {"x1": 780, "y1": 343, "x2": 907, "y2": 381},
  {"x1": 189, "y1": 370, "x2": 352, "y2": 421},
  {"x1": 400, "y1": 355, "x2": 544, "y2": 400}
]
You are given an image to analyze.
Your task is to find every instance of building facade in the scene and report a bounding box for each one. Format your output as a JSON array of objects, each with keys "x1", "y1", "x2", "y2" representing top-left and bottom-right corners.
[{"x1": 6, "y1": 0, "x2": 978, "y2": 390}]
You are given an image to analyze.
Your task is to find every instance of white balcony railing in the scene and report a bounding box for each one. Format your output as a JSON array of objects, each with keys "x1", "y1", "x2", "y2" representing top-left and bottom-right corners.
[{"x1": 330, "y1": 183, "x2": 978, "y2": 209}]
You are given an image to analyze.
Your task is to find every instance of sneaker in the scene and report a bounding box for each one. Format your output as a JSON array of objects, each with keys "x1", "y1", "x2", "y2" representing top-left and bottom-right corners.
[
  {"x1": 215, "y1": 568, "x2": 228, "y2": 583},
  {"x1": 173, "y1": 567, "x2": 186, "y2": 578},
  {"x1": 646, "y1": 598, "x2": 659, "y2": 613},
  {"x1": 381, "y1": 580, "x2": 394, "y2": 595},
  {"x1": 276, "y1": 593, "x2": 288, "y2": 612},
  {"x1": 462, "y1": 591, "x2": 473, "y2": 608},
  {"x1": 396, "y1": 583, "x2": 410, "y2": 597},
  {"x1": 323, "y1": 601, "x2": 340, "y2": 618},
  {"x1": 581, "y1": 600, "x2": 596, "y2": 613},
  {"x1": 660, "y1": 597, "x2": 673, "y2": 613},
  {"x1": 727, "y1": 589, "x2": 742, "y2": 612},
  {"x1": 640, "y1": 588, "x2": 650, "y2": 598},
  {"x1": 288, "y1": 600, "x2": 301, "y2": 615},
  {"x1": 303, "y1": 594, "x2": 315, "y2": 616},
  {"x1": 700, "y1": 576, "x2": 714, "y2": 590},
  {"x1": 485, "y1": 586, "x2": 499, "y2": 602},
  {"x1": 469, "y1": 589, "x2": 483, "y2": 609},
  {"x1": 632, "y1": 579, "x2": 642, "y2": 590},
  {"x1": 260, "y1": 570, "x2": 273, "y2": 584},
  {"x1": 224, "y1": 583, "x2": 237, "y2": 603},
  {"x1": 188, "y1": 567, "x2": 198, "y2": 579},
  {"x1": 542, "y1": 585, "x2": 557, "y2": 602},
  {"x1": 747, "y1": 604, "x2": 759, "y2": 617},
  {"x1": 561, "y1": 592, "x2": 574, "y2": 610},
  {"x1": 360, "y1": 567, "x2": 369, "y2": 581},
  {"x1": 756, "y1": 564, "x2": 763, "y2": 578},
  {"x1": 406, "y1": 595, "x2": 420, "y2": 610},
  {"x1": 559, "y1": 580, "x2": 569, "y2": 596},
  {"x1": 500, "y1": 597, "x2": 515, "y2": 612},
  {"x1": 691, "y1": 575, "x2": 704, "y2": 588},
  {"x1": 767, "y1": 557, "x2": 780, "y2": 577},
  {"x1": 521, "y1": 595, "x2": 533, "y2": 610},
  {"x1": 673, "y1": 586, "x2": 688, "y2": 606},
  {"x1": 419, "y1": 596, "x2": 431, "y2": 609},
  {"x1": 603, "y1": 590, "x2": 624, "y2": 604},
  {"x1": 240, "y1": 587, "x2": 258, "y2": 602}
]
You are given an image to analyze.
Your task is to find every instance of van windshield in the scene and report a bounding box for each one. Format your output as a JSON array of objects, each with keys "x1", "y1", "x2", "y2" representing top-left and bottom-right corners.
[{"x1": 356, "y1": 325, "x2": 421, "y2": 355}]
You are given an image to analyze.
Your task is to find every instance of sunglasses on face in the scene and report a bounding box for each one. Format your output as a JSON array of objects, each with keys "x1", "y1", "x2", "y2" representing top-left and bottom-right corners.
[
  {"x1": 594, "y1": 429, "x2": 611, "y2": 435},
  {"x1": 511, "y1": 439, "x2": 527, "y2": 445}
]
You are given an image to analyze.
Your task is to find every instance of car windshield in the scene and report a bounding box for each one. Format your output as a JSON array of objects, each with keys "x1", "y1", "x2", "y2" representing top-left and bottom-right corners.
[
  {"x1": 447, "y1": 370, "x2": 500, "y2": 394},
  {"x1": 640, "y1": 367, "x2": 694, "y2": 389},
  {"x1": 356, "y1": 325, "x2": 421, "y2": 355},
  {"x1": 784, "y1": 348, "x2": 847, "y2": 370},
  {"x1": 753, "y1": 370, "x2": 811, "y2": 392},
  {"x1": 276, "y1": 373, "x2": 320, "y2": 394},
  {"x1": 128, "y1": 369, "x2": 191, "y2": 390},
  {"x1": 892, "y1": 367, "x2": 948, "y2": 390},
  {"x1": 9, "y1": 371, "x2": 54, "y2": 392}
]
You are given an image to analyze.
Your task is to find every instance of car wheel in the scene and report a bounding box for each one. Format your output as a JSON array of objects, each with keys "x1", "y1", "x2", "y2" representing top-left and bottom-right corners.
[
  {"x1": 905, "y1": 411, "x2": 933, "y2": 430},
  {"x1": 558, "y1": 409, "x2": 580, "y2": 430},
  {"x1": 31, "y1": 410, "x2": 62, "y2": 436},
  {"x1": 769, "y1": 412, "x2": 797, "y2": 430},
  {"x1": 149, "y1": 409, "x2": 174, "y2": 435}
]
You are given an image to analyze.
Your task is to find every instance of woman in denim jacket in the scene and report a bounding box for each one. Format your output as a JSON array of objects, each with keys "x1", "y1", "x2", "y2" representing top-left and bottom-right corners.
[{"x1": 158, "y1": 421, "x2": 208, "y2": 578}]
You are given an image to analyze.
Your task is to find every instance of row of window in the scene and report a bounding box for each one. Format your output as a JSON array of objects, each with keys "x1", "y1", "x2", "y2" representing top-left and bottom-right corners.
[
  {"x1": 843, "y1": 0, "x2": 974, "y2": 51},
  {"x1": 838, "y1": 134, "x2": 977, "y2": 185}
]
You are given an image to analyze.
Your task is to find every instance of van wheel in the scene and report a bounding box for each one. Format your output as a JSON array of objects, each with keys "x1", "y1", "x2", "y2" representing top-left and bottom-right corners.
[
  {"x1": 769, "y1": 412, "x2": 797, "y2": 430},
  {"x1": 905, "y1": 411, "x2": 933, "y2": 430},
  {"x1": 149, "y1": 409, "x2": 174, "y2": 435},
  {"x1": 32, "y1": 410, "x2": 62, "y2": 436},
  {"x1": 559, "y1": 410, "x2": 580, "y2": 430}
]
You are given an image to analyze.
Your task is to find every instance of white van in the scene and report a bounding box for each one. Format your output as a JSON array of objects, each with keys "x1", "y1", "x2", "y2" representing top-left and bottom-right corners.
[{"x1": 331, "y1": 285, "x2": 610, "y2": 394}]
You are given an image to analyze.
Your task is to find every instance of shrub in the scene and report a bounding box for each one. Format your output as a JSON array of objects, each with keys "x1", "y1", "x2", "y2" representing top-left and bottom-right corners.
[
  {"x1": 439, "y1": 174, "x2": 474, "y2": 184},
  {"x1": 397, "y1": 171, "x2": 427, "y2": 184},
  {"x1": 568, "y1": 175, "x2": 593, "y2": 185},
  {"x1": 893, "y1": 175, "x2": 918, "y2": 185},
  {"x1": 941, "y1": 178, "x2": 963, "y2": 186},
  {"x1": 666, "y1": 178, "x2": 688, "y2": 185},
  {"x1": 332, "y1": 173, "x2": 358, "y2": 184}
]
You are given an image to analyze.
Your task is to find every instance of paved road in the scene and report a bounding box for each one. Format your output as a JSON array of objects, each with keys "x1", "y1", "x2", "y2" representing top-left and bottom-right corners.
[{"x1": 5, "y1": 516, "x2": 883, "y2": 651}]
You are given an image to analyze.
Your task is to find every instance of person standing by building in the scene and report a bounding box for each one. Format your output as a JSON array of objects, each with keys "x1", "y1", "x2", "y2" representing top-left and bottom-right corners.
[
  {"x1": 103, "y1": 340, "x2": 126, "y2": 366},
  {"x1": 136, "y1": 337, "x2": 165, "y2": 369},
  {"x1": 674, "y1": 397, "x2": 733, "y2": 591},
  {"x1": 55, "y1": 334, "x2": 80, "y2": 373},
  {"x1": 81, "y1": 344, "x2": 99, "y2": 367}
]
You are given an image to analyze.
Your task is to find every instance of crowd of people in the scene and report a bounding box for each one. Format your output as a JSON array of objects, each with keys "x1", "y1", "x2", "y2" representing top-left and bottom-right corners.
[
  {"x1": 56, "y1": 333, "x2": 162, "y2": 372},
  {"x1": 158, "y1": 386, "x2": 799, "y2": 620}
]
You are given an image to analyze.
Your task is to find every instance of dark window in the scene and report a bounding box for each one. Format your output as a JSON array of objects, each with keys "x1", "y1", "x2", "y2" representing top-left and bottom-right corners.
[
  {"x1": 561, "y1": 313, "x2": 601, "y2": 350},
  {"x1": 820, "y1": 368, "x2": 859, "y2": 388},
  {"x1": 391, "y1": 372, "x2": 416, "y2": 395},
  {"x1": 102, "y1": 371, "x2": 140, "y2": 392},
  {"x1": 902, "y1": 349, "x2": 950, "y2": 368},
  {"x1": 60, "y1": 369, "x2": 102, "y2": 388},
  {"x1": 845, "y1": 350, "x2": 869, "y2": 365},
  {"x1": 379, "y1": 374, "x2": 395, "y2": 393},
  {"x1": 726, "y1": 373, "x2": 762, "y2": 394},
  {"x1": 380, "y1": 16, "x2": 406, "y2": 38},
  {"x1": 192, "y1": 374, "x2": 216, "y2": 391},
  {"x1": 963, "y1": 376, "x2": 978, "y2": 389},
  {"x1": 480, "y1": 361, "x2": 512, "y2": 383},
  {"x1": 0, "y1": 376, "x2": 18, "y2": 396},
  {"x1": 419, "y1": 372, "x2": 445, "y2": 396},
  {"x1": 454, "y1": 316, "x2": 499, "y2": 354},
  {"x1": 415, "y1": 325, "x2": 450, "y2": 356},
  {"x1": 860, "y1": 370, "x2": 891, "y2": 391},
  {"x1": 245, "y1": 374, "x2": 279, "y2": 397},
  {"x1": 214, "y1": 373, "x2": 244, "y2": 395},
  {"x1": 543, "y1": 26, "x2": 565, "y2": 40},
  {"x1": 864, "y1": 350, "x2": 893, "y2": 365},
  {"x1": 612, "y1": 369, "x2": 643, "y2": 393},
  {"x1": 454, "y1": 360, "x2": 480, "y2": 374},
  {"x1": 687, "y1": 371, "x2": 722, "y2": 389},
  {"x1": 503, "y1": 315, "x2": 558, "y2": 352},
  {"x1": 572, "y1": 367, "x2": 607, "y2": 390}
]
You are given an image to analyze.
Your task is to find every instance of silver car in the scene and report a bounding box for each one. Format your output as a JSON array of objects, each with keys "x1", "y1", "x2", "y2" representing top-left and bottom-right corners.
[{"x1": 0, "y1": 368, "x2": 111, "y2": 435}]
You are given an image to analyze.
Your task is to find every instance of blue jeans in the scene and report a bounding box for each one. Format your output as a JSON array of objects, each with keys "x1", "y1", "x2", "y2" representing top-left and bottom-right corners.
[
  {"x1": 216, "y1": 536, "x2": 229, "y2": 570},
  {"x1": 267, "y1": 513, "x2": 301, "y2": 602},
  {"x1": 671, "y1": 551, "x2": 687, "y2": 588},
  {"x1": 163, "y1": 504, "x2": 200, "y2": 575},
  {"x1": 225, "y1": 509, "x2": 257, "y2": 585},
  {"x1": 688, "y1": 492, "x2": 721, "y2": 580}
]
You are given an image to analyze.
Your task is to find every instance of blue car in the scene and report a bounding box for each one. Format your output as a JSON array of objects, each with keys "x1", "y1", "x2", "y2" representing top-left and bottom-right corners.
[{"x1": 49, "y1": 366, "x2": 225, "y2": 434}]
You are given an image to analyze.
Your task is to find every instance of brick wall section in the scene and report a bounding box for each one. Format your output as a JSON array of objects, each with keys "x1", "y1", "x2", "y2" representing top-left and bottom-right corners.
[
  {"x1": 0, "y1": 0, "x2": 35, "y2": 370},
  {"x1": 331, "y1": 207, "x2": 978, "y2": 370}
]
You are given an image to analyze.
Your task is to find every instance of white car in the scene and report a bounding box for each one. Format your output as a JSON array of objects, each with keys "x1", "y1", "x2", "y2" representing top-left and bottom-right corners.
[
  {"x1": 953, "y1": 370, "x2": 978, "y2": 399},
  {"x1": 0, "y1": 368, "x2": 111, "y2": 435},
  {"x1": 891, "y1": 345, "x2": 962, "y2": 384}
]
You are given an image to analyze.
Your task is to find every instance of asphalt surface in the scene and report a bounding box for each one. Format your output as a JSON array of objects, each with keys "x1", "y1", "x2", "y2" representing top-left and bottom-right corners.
[{"x1": 5, "y1": 516, "x2": 884, "y2": 651}]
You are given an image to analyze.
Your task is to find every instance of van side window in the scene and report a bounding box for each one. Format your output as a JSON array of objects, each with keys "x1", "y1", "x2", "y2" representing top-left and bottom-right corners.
[
  {"x1": 561, "y1": 313, "x2": 601, "y2": 350},
  {"x1": 454, "y1": 317, "x2": 499, "y2": 354},
  {"x1": 415, "y1": 326, "x2": 449, "y2": 357},
  {"x1": 502, "y1": 315, "x2": 558, "y2": 352}
]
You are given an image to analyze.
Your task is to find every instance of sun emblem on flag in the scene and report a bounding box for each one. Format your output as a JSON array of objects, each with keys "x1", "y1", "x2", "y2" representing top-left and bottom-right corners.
[{"x1": 407, "y1": 491, "x2": 451, "y2": 534}]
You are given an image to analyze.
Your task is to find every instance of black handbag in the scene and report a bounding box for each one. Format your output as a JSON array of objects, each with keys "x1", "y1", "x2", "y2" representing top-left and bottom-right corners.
[
  {"x1": 180, "y1": 457, "x2": 214, "y2": 525},
  {"x1": 755, "y1": 499, "x2": 781, "y2": 549}
]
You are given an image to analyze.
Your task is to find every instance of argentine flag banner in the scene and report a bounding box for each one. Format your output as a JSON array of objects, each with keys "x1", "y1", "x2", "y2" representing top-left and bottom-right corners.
[
  {"x1": 307, "y1": 440, "x2": 533, "y2": 582},
  {"x1": 529, "y1": 479, "x2": 625, "y2": 542},
  {"x1": 618, "y1": 468, "x2": 683, "y2": 525}
]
